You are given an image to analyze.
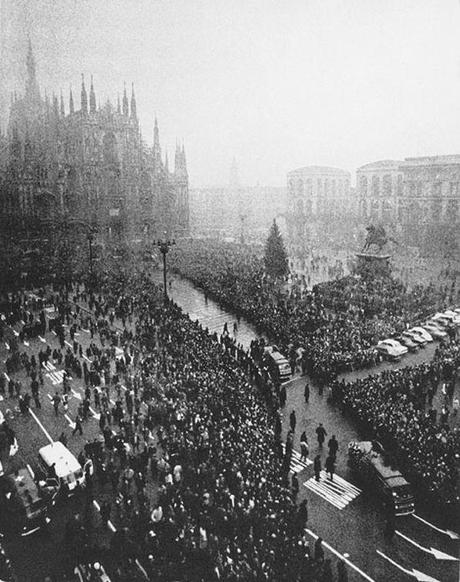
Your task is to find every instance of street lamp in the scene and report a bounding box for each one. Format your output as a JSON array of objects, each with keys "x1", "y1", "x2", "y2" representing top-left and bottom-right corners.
[{"x1": 153, "y1": 233, "x2": 176, "y2": 300}]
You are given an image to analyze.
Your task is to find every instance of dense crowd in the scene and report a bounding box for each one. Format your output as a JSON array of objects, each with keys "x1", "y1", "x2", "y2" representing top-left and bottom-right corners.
[
  {"x1": 332, "y1": 342, "x2": 460, "y2": 505},
  {"x1": 170, "y1": 240, "x2": 451, "y2": 380},
  {"x1": 0, "y1": 274, "x2": 349, "y2": 582}
]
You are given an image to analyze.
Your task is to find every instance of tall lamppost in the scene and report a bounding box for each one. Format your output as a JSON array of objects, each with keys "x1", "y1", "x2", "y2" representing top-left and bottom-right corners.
[{"x1": 154, "y1": 233, "x2": 175, "y2": 300}]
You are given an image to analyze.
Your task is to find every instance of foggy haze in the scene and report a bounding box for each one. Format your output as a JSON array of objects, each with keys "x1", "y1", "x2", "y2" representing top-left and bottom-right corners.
[{"x1": 1, "y1": 0, "x2": 460, "y2": 187}]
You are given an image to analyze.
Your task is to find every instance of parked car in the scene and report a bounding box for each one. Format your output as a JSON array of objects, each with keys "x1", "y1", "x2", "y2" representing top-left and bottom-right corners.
[
  {"x1": 430, "y1": 313, "x2": 453, "y2": 329},
  {"x1": 396, "y1": 334, "x2": 419, "y2": 352},
  {"x1": 422, "y1": 322, "x2": 448, "y2": 340},
  {"x1": 441, "y1": 310, "x2": 460, "y2": 326},
  {"x1": 376, "y1": 339, "x2": 408, "y2": 361},
  {"x1": 403, "y1": 329, "x2": 427, "y2": 347},
  {"x1": 409, "y1": 326, "x2": 433, "y2": 343}
]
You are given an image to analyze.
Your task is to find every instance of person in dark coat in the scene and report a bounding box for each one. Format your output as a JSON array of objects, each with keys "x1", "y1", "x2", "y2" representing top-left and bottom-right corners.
[
  {"x1": 328, "y1": 435, "x2": 339, "y2": 459},
  {"x1": 316, "y1": 423, "x2": 327, "y2": 446},
  {"x1": 325, "y1": 455, "x2": 335, "y2": 481},
  {"x1": 289, "y1": 409, "x2": 296, "y2": 432},
  {"x1": 314, "y1": 455, "x2": 321, "y2": 481},
  {"x1": 304, "y1": 383, "x2": 310, "y2": 403}
]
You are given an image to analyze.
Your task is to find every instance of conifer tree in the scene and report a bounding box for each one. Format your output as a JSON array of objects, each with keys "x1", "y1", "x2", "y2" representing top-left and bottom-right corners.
[{"x1": 264, "y1": 219, "x2": 289, "y2": 278}]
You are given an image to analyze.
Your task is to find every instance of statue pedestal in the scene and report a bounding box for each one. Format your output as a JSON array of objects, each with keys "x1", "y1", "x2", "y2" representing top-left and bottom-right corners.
[{"x1": 355, "y1": 253, "x2": 391, "y2": 278}]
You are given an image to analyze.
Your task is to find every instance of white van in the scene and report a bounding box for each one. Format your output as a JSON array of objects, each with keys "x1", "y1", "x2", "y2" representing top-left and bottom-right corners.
[{"x1": 38, "y1": 442, "x2": 85, "y2": 494}]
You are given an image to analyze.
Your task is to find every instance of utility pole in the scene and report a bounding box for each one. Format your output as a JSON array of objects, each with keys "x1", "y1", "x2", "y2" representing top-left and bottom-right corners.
[{"x1": 154, "y1": 233, "x2": 175, "y2": 301}]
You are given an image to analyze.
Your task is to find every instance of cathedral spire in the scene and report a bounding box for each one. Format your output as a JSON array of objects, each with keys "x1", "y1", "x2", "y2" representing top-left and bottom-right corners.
[
  {"x1": 164, "y1": 149, "x2": 169, "y2": 173},
  {"x1": 60, "y1": 90, "x2": 65, "y2": 116},
  {"x1": 122, "y1": 83, "x2": 129, "y2": 116},
  {"x1": 117, "y1": 94, "x2": 121, "y2": 114},
  {"x1": 153, "y1": 116, "x2": 162, "y2": 172},
  {"x1": 25, "y1": 38, "x2": 40, "y2": 100},
  {"x1": 89, "y1": 75, "x2": 96, "y2": 114},
  {"x1": 81, "y1": 74, "x2": 88, "y2": 115},
  {"x1": 69, "y1": 86, "x2": 74, "y2": 114},
  {"x1": 130, "y1": 83, "x2": 137, "y2": 120}
]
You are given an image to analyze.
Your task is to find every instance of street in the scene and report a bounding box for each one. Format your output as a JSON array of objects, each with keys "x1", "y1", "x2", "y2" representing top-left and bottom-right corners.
[
  {"x1": 154, "y1": 272, "x2": 460, "y2": 582},
  {"x1": 0, "y1": 274, "x2": 458, "y2": 581}
]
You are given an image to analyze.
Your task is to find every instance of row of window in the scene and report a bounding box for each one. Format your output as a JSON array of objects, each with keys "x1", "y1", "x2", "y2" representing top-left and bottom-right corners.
[
  {"x1": 359, "y1": 175, "x2": 460, "y2": 198},
  {"x1": 360, "y1": 198, "x2": 459, "y2": 221},
  {"x1": 289, "y1": 178, "x2": 349, "y2": 197}
]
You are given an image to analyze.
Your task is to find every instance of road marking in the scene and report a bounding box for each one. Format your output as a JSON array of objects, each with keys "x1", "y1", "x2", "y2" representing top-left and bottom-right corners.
[
  {"x1": 396, "y1": 530, "x2": 459, "y2": 561},
  {"x1": 29, "y1": 408, "x2": 54, "y2": 444},
  {"x1": 304, "y1": 528, "x2": 375, "y2": 582},
  {"x1": 376, "y1": 550, "x2": 441, "y2": 582},
  {"x1": 65, "y1": 340, "x2": 73, "y2": 348},
  {"x1": 108, "y1": 520, "x2": 116, "y2": 532},
  {"x1": 38, "y1": 335, "x2": 46, "y2": 343},
  {"x1": 26, "y1": 464, "x2": 35, "y2": 479},
  {"x1": 135, "y1": 558, "x2": 149, "y2": 580},
  {"x1": 5, "y1": 342, "x2": 10, "y2": 350},
  {"x1": 93, "y1": 500, "x2": 100, "y2": 511},
  {"x1": 47, "y1": 394, "x2": 53, "y2": 401},
  {"x1": 4, "y1": 373, "x2": 10, "y2": 382},
  {"x1": 89, "y1": 406, "x2": 100, "y2": 420},
  {"x1": 24, "y1": 340, "x2": 29, "y2": 346},
  {"x1": 83, "y1": 355, "x2": 91, "y2": 363},
  {"x1": 71, "y1": 389, "x2": 82, "y2": 401},
  {"x1": 13, "y1": 330, "x2": 19, "y2": 337},
  {"x1": 305, "y1": 478, "x2": 347, "y2": 509},
  {"x1": 304, "y1": 471, "x2": 361, "y2": 510},
  {"x1": 282, "y1": 445, "x2": 313, "y2": 472},
  {"x1": 51, "y1": 331, "x2": 57, "y2": 336},
  {"x1": 42, "y1": 361, "x2": 56, "y2": 371},
  {"x1": 64, "y1": 414, "x2": 76, "y2": 429},
  {"x1": 413, "y1": 514, "x2": 460, "y2": 540}
]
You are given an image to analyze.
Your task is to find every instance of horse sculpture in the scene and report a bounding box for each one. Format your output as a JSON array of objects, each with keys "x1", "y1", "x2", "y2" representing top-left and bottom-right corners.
[{"x1": 362, "y1": 225, "x2": 388, "y2": 253}]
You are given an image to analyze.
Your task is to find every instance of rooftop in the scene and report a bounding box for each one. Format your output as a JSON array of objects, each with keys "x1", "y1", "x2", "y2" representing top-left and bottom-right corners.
[
  {"x1": 357, "y1": 160, "x2": 404, "y2": 171},
  {"x1": 288, "y1": 166, "x2": 350, "y2": 177}
]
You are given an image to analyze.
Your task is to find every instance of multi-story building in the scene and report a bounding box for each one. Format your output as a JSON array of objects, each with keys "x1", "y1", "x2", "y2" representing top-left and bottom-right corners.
[
  {"x1": 0, "y1": 42, "x2": 189, "y2": 263},
  {"x1": 358, "y1": 156, "x2": 460, "y2": 226},
  {"x1": 399, "y1": 155, "x2": 460, "y2": 226},
  {"x1": 286, "y1": 165, "x2": 352, "y2": 252},
  {"x1": 356, "y1": 160, "x2": 404, "y2": 223}
]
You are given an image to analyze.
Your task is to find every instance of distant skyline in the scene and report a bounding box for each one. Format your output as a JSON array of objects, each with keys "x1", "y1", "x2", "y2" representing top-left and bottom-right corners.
[{"x1": 1, "y1": 0, "x2": 460, "y2": 187}]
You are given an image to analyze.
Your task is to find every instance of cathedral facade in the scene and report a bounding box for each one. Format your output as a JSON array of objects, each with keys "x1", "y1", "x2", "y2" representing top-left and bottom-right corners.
[{"x1": 0, "y1": 42, "x2": 189, "y2": 276}]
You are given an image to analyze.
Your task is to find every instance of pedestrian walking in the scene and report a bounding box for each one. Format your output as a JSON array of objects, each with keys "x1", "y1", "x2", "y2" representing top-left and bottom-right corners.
[
  {"x1": 289, "y1": 409, "x2": 297, "y2": 432},
  {"x1": 316, "y1": 423, "x2": 327, "y2": 447},
  {"x1": 314, "y1": 455, "x2": 321, "y2": 481},
  {"x1": 328, "y1": 435, "x2": 339, "y2": 459},
  {"x1": 325, "y1": 454, "x2": 335, "y2": 481},
  {"x1": 52, "y1": 392, "x2": 61, "y2": 416},
  {"x1": 314, "y1": 537, "x2": 324, "y2": 562},
  {"x1": 100, "y1": 501, "x2": 111, "y2": 527},
  {"x1": 72, "y1": 414, "x2": 83, "y2": 436},
  {"x1": 300, "y1": 431, "x2": 309, "y2": 461},
  {"x1": 279, "y1": 384, "x2": 286, "y2": 408},
  {"x1": 33, "y1": 393, "x2": 41, "y2": 409}
]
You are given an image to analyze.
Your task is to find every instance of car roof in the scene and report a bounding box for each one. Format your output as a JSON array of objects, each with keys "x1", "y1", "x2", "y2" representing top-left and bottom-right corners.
[{"x1": 38, "y1": 442, "x2": 81, "y2": 477}]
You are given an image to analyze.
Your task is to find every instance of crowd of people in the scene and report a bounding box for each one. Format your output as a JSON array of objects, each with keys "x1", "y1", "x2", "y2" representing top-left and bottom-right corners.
[
  {"x1": 0, "y1": 273, "x2": 350, "y2": 581},
  {"x1": 331, "y1": 341, "x2": 460, "y2": 506},
  {"x1": 170, "y1": 240, "x2": 452, "y2": 380}
]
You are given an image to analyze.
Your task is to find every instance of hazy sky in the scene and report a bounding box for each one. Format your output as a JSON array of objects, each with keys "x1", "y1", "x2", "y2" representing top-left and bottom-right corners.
[{"x1": 1, "y1": 0, "x2": 460, "y2": 187}]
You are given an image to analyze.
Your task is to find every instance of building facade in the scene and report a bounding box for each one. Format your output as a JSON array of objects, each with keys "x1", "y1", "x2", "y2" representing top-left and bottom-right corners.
[
  {"x1": 357, "y1": 160, "x2": 404, "y2": 223},
  {"x1": 0, "y1": 43, "x2": 189, "y2": 267},
  {"x1": 358, "y1": 156, "x2": 460, "y2": 226},
  {"x1": 286, "y1": 165, "x2": 352, "y2": 252}
]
